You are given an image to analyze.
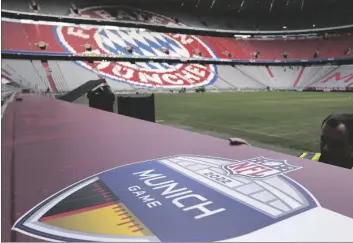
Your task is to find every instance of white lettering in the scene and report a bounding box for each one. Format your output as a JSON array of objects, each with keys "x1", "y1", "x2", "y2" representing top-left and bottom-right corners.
[
  {"x1": 93, "y1": 10, "x2": 115, "y2": 20},
  {"x1": 79, "y1": 14, "x2": 92, "y2": 19},
  {"x1": 175, "y1": 70, "x2": 201, "y2": 84},
  {"x1": 139, "y1": 73, "x2": 163, "y2": 84},
  {"x1": 129, "y1": 184, "x2": 162, "y2": 208},
  {"x1": 184, "y1": 201, "x2": 226, "y2": 219},
  {"x1": 166, "y1": 22, "x2": 179, "y2": 27},
  {"x1": 161, "y1": 74, "x2": 184, "y2": 85},
  {"x1": 182, "y1": 70, "x2": 201, "y2": 82},
  {"x1": 132, "y1": 190, "x2": 146, "y2": 196},
  {"x1": 132, "y1": 10, "x2": 144, "y2": 21},
  {"x1": 67, "y1": 27, "x2": 90, "y2": 39},
  {"x1": 172, "y1": 194, "x2": 207, "y2": 208},
  {"x1": 139, "y1": 194, "x2": 156, "y2": 203},
  {"x1": 144, "y1": 176, "x2": 174, "y2": 186},
  {"x1": 185, "y1": 65, "x2": 206, "y2": 77},
  {"x1": 133, "y1": 171, "x2": 226, "y2": 219},
  {"x1": 172, "y1": 34, "x2": 194, "y2": 45},
  {"x1": 172, "y1": 194, "x2": 226, "y2": 219},
  {"x1": 150, "y1": 15, "x2": 164, "y2": 24},
  {"x1": 128, "y1": 185, "x2": 141, "y2": 191},
  {"x1": 96, "y1": 61, "x2": 110, "y2": 70},
  {"x1": 153, "y1": 182, "x2": 188, "y2": 196},
  {"x1": 112, "y1": 65, "x2": 134, "y2": 79},
  {"x1": 192, "y1": 54, "x2": 203, "y2": 58},
  {"x1": 133, "y1": 169, "x2": 161, "y2": 179},
  {"x1": 147, "y1": 201, "x2": 162, "y2": 208}
]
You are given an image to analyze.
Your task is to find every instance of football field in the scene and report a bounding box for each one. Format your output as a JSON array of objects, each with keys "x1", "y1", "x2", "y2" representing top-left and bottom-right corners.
[
  {"x1": 154, "y1": 92, "x2": 353, "y2": 155},
  {"x1": 75, "y1": 91, "x2": 353, "y2": 156}
]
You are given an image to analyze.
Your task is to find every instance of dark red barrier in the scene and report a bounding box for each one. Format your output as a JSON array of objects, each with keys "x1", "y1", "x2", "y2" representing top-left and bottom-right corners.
[{"x1": 2, "y1": 95, "x2": 353, "y2": 242}]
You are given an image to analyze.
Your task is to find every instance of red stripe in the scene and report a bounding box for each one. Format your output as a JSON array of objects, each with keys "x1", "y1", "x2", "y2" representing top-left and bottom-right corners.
[
  {"x1": 129, "y1": 224, "x2": 140, "y2": 228},
  {"x1": 40, "y1": 201, "x2": 116, "y2": 222},
  {"x1": 41, "y1": 61, "x2": 58, "y2": 92},
  {"x1": 115, "y1": 209, "x2": 125, "y2": 212},
  {"x1": 293, "y1": 67, "x2": 305, "y2": 87},
  {"x1": 117, "y1": 220, "x2": 135, "y2": 226},
  {"x1": 266, "y1": 67, "x2": 274, "y2": 78},
  {"x1": 121, "y1": 216, "x2": 132, "y2": 220},
  {"x1": 133, "y1": 228, "x2": 144, "y2": 232}
]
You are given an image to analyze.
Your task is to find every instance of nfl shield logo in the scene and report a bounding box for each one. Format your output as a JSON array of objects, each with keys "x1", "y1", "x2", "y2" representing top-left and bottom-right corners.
[
  {"x1": 13, "y1": 155, "x2": 315, "y2": 242},
  {"x1": 222, "y1": 156, "x2": 302, "y2": 179}
]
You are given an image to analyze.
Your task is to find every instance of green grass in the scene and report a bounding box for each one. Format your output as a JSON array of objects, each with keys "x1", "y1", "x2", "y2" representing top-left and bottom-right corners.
[
  {"x1": 155, "y1": 92, "x2": 353, "y2": 155},
  {"x1": 74, "y1": 92, "x2": 353, "y2": 156}
]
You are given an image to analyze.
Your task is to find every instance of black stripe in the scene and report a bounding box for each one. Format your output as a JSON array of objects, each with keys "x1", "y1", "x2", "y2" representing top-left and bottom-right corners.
[
  {"x1": 303, "y1": 152, "x2": 315, "y2": 159},
  {"x1": 41, "y1": 180, "x2": 119, "y2": 219}
]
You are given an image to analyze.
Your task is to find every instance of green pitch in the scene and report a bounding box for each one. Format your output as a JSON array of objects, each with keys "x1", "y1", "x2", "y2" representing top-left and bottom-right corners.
[
  {"x1": 155, "y1": 92, "x2": 353, "y2": 156},
  {"x1": 74, "y1": 91, "x2": 353, "y2": 156}
]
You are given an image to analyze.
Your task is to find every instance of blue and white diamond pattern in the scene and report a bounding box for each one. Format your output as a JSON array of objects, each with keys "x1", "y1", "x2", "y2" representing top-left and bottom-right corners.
[{"x1": 95, "y1": 28, "x2": 190, "y2": 71}]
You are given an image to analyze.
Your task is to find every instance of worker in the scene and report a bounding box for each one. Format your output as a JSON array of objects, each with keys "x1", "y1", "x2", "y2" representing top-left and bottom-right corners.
[
  {"x1": 230, "y1": 113, "x2": 353, "y2": 170},
  {"x1": 300, "y1": 113, "x2": 353, "y2": 170}
]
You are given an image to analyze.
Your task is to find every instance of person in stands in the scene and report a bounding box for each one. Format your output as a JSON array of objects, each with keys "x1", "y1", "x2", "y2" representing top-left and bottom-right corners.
[
  {"x1": 300, "y1": 113, "x2": 353, "y2": 170},
  {"x1": 229, "y1": 113, "x2": 353, "y2": 170}
]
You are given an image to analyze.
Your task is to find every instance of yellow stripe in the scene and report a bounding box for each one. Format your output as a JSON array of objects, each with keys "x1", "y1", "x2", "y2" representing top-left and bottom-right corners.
[
  {"x1": 300, "y1": 153, "x2": 307, "y2": 159},
  {"x1": 300, "y1": 152, "x2": 321, "y2": 161},
  {"x1": 300, "y1": 152, "x2": 353, "y2": 169},
  {"x1": 312, "y1": 153, "x2": 321, "y2": 161},
  {"x1": 45, "y1": 203, "x2": 152, "y2": 236}
]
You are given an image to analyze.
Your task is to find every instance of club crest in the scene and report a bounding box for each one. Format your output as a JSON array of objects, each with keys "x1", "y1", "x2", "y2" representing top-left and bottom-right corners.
[
  {"x1": 55, "y1": 6, "x2": 218, "y2": 88},
  {"x1": 13, "y1": 155, "x2": 318, "y2": 242}
]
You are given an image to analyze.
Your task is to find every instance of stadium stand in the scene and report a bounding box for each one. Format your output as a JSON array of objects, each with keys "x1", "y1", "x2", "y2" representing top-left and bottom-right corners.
[
  {"x1": 2, "y1": 20, "x2": 353, "y2": 60},
  {"x1": 2, "y1": 0, "x2": 353, "y2": 30},
  {"x1": 1, "y1": 83, "x2": 19, "y2": 102},
  {"x1": 1, "y1": 1, "x2": 352, "y2": 92},
  {"x1": 2, "y1": 2, "x2": 353, "y2": 241},
  {"x1": 2, "y1": 59, "x2": 52, "y2": 91},
  {"x1": 2, "y1": 59, "x2": 352, "y2": 91}
]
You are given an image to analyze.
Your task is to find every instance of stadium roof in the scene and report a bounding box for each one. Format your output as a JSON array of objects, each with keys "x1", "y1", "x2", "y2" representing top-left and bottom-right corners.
[{"x1": 107, "y1": 0, "x2": 353, "y2": 13}]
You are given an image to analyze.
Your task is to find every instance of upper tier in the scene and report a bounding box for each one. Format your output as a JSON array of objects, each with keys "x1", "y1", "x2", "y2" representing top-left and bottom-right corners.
[
  {"x1": 2, "y1": 0, "x2": 353, "y2": 31},
  {"x1": 2, "y1": 19, "x2": 353, "y2": 61}
]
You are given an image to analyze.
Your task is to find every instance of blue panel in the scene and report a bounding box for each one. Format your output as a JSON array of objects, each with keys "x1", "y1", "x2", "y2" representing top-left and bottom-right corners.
[{"x1": 99, "y1": 160, "x2": 274, "y2": 242}]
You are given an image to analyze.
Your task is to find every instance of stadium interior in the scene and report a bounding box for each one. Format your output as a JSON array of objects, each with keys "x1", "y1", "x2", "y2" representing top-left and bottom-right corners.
[
  {"x1": 2, "y1": 0, "x2": 353, "y2": 241},
  {"x1": 2, "y1": 0, "x2": 353, "y2": 156}
]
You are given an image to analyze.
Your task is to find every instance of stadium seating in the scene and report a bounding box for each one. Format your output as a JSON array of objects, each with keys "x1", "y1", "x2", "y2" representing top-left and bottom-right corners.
[
  {"x1": 2, "y1": 59, "x2": 51, "y2": 91},
  {"x1": 1, "y1": 75, "x2": 23, "y2": 105},
  {"x1": 2, "y1": 59, "x2": 352, "y2": 91},
  {"x1": 2, "y1": 19, "x2": 353, "y2": 61},
  {"x1": 1, "y1": 84, "x2": 19, "y2": 100},
  {"x1": 1, "y1": 3, "x2": 352, "y2": 91},
  {"x1": 300, "y1": 65, "x2": 353, "y2": 89},
  {"x1": 2, "y1": 0, "x2": 353, "y2": 30}
]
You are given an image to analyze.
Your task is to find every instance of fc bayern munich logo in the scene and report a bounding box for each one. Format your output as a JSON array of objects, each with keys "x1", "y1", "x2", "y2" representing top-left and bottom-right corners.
[{"x1": 55, "y1": 6, "x2": 218, "y2": 88}]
